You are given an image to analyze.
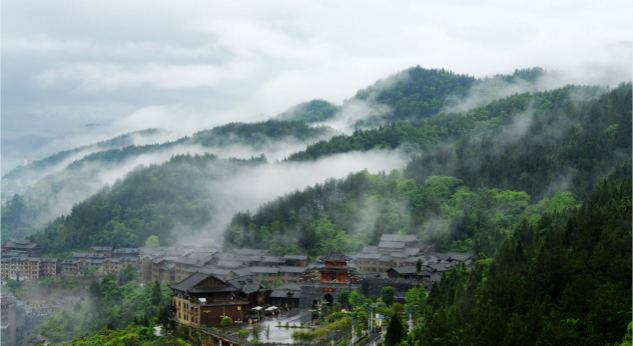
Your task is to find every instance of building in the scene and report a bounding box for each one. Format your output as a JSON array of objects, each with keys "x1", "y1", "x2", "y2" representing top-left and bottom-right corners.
[
  {"x1": 1, "y1": 240, "x2": 42, "y2": 258},
  {"x1": 169, "y1": 273, "x2": 267, "y2": 328},
  {"x1": 269, "y1": 283, "x2": 301, "y2": 309},
  {"x1": 1, "y1": 294, "x2": 16, "y2": 346},
  {"x1": 299, "y1": 252, "x2": 361, "y2": 309}
]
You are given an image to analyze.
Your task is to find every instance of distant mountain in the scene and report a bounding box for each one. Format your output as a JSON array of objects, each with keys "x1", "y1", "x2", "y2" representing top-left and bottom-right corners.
[
  {"x1": 3, "y1": 66, "x2": 630, "y2": 258},
  {"x1": 225, "y1": 83, "x2": 631, "y2": 255},
  {"x1": 1, "y1": 120, "x2": 335, "y2": 241},
  {"x1": 1, "y1": 129, "x2": 167, "y2": 189},
  {"x1": 277, "y1": 100, "x2": 339, "y2": 123}
]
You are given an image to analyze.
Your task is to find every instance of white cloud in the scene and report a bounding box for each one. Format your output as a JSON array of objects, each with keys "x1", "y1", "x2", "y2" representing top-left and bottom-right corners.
[
  {"x1": 2, "y1": 0, "x2": 632, "y2": 174},
  {"x1": 38, "y1": 61, "x2": 255, "y2": 91}
]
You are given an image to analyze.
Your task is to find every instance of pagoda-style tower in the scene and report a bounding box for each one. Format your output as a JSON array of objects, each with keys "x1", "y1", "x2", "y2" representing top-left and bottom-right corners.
[
  {"x1": 317, "y1": 252, "x2": 360, "y2": 284},
  {"x1": 300, "y1": 252, "x2": 360, "y2": 310}
]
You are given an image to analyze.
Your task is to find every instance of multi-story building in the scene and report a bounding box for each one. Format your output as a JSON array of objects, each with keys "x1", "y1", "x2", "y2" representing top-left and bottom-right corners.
[
  {"x1": 1, "y1": 240, "x2": 42, "y2": 258},
  {"x1": 1, "y1": 294, "x2": 16, "y2": 346},
  {"x1": 169, "y1": 273, "x2": 267, "y2": 328}
]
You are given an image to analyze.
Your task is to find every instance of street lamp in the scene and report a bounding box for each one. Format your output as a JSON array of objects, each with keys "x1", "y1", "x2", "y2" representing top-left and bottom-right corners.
[
  {"x1": 346, "y1": 315, "x2": 357, "y2": 346},
  {"x1": 325, "y1": 329, "x2": 340, "y2": 346}
]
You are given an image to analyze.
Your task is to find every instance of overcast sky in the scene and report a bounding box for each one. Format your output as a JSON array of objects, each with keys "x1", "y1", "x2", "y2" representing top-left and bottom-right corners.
[{"x1": 2, "y1": 0, "x2": 631, "y2": 175}]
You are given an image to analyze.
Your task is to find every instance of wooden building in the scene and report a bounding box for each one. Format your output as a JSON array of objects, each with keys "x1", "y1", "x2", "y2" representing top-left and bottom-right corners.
[{"x1": 169, "y1": 273, "x2": 267, "y2": 328}]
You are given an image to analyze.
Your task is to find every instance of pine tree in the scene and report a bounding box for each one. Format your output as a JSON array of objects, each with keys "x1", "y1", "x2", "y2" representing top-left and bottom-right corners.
[{"x1": 385, "y1": 313, "x2": 404, "y2": 346}]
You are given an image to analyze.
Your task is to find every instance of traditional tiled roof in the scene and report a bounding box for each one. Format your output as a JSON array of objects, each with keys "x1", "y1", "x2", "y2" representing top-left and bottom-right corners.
[
  {"x1": 380, "y1": 234, "x2": 419, "y2": 242},
  {"x1": 226, "y1": 276, "x2": 263, "y2": 295},
  {"x1": 230, "y1": 248, "x2": 271, "y2": 256},
  {"x1": 270, "y1": 282, "x2": 301, "y2": 299},
  {"x1": 90, "y1": 246, "x2": 113, "y2": 251},
  {"x1": 277, "y1": 266, "x2": 306, "y2": 273},
  {"x1": 283, "y1": 255, "x2": 309, "y2": 260},
  {"x1": 2, "y1": 239, "x2": 41, "y2": 249},
  {"x1": 319, "y1": 252, "x2": 351, "y2": 263},
  {"x1": 361, "y1": 246, "x2": 379, "y2": 254},
  {"x1": 448, "y1": 253, "x2": 473, "y2": 262},
  {"x1": 378, "y1": 241, "x2": 406, "y2": 249}
]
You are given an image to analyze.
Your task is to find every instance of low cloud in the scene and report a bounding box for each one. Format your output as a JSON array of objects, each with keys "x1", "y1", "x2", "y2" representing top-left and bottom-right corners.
[{"x1": 38, "y1": 61, "x2": 255, "y2": 91}]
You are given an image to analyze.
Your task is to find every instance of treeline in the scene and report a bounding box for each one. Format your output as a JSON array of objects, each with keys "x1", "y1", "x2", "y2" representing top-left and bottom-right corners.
[
  {"x1": 34, "y1": 271, "x2": 172, "y2": 344},
  {"x1": 287, "y1": 85, "x2": 603, "y2": 162},
  {"x1": 224, "y1": 170, "x2": 578, "y2": 256},
  {"x1": 353, "y1": 66, "x2": 476, "y2": 123},
  {"x1": 187, "y1": 119, "x2": 333, "y2": 147},
  {"x1": 288, "y1": 84, "x2": 631, "y2": 202},
  {"x1": 2, "y1": 119, "x2": 331, "y2": 242},
  {"x1": 413, "y1": 178, "x2": 631, "y2": 346},
  {"x1": 30, "y1": 154, "x2": 266, "y2": 255},
  {"x1": 277, "y1": 99, "x2": 339, "y2": 123},
  {"x1": 1, "y1": 129, "x2": 165, "y2": 193}
]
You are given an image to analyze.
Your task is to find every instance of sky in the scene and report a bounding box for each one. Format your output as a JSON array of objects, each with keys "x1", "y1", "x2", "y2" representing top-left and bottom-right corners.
[{"x1": 2, "y1": 0, "x2": 632, "y2": 175}]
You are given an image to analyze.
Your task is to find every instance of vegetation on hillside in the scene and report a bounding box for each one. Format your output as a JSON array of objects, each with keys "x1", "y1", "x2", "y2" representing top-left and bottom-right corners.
[
  {"x1": 34, "y1": 271, "x2": 171, "y2": 344},
  {"x1": 408, "y1": 178, "x2": 631, "y2": 346},
  {"x1": 29, "y1": 154, "x2": 266, "y2": 255}
]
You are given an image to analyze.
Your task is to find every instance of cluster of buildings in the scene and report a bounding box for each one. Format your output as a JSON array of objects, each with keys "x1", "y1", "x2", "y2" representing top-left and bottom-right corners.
[
  {"x1": 1, "y1": 240, "x2": 140, "y2": 280},
  {"x1": 2, "y1": 235, "x2": 474, "y2": 334},
  {"x1": 2, "y1": 235, "x2": 473, "y2": 287},
  {"x1": 1, "y1": 294, "x2": 50, "y2": 346}
]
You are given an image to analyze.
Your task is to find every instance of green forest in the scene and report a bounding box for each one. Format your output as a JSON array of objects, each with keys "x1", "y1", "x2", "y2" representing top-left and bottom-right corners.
[
  {"x1": 34, "y1": 269, "x2": 172, "y2": 344},
  {"x1": 0, "y1": 65, "x2": 630, "y2": 345},
  {"x1": 27, "y1": 154, "x2": 266, "y2": 255},
  {"x1": 410, "y1": 178, "x2": 631, "y2": 346}
]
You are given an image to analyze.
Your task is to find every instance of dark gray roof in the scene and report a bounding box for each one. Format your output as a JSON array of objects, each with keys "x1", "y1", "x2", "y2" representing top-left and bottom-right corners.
[
  {"x1": 404, "y1": 247, "x2": 421, "y2": 256},
  {"x1": 170, "y1": 272, "x2": 215, "y2": 292},
  {"x1": 41, "y1": 258, "x2": 59, "y2": 263},
  {"x1": 448, "y1": 253, "x2": 473, "y2": 262},
  {"x1": 428, "y1": 263, "x2": 451, "y2": 272},
  {"x1": 388, "y1": 266, "x2": 418, "y2": 275},
  {"x1": 283, "y1": 255, "x2": 309, "y2": 260},
  {"x1": 378, "y1": 241, "x2": 406, "y2": 249},
  {"x1": 249, "y1": 267, "x2": 279, "y2": 274},
  {"x1": 230, "y1": 248, "x2": 271, "y2": 256},
  {"x1": 190, "y1": 266, "x2": 232, "y2": 276},
  {"x1": 356, "y1": 253, "x2": 382, "y2": 260},
  {"x1": 2, "y1": 239, "x2": 41, "y2": 249},
  {"x1": 232, "y1": 268, "x2": 252, "y2": 277},
  {"x1": 380, "y1": 234, "x2": 419, "y2": 242},
  {"x1": 90, "y1": 246, "x2": 113, "y2": 251},
  {"x1": 270, "y1": 282, "x2": 301, "y2": 298},
  {"x1": 226, "y1": 275, "x2": 263, "y2": 295},
  {"x1": 278, "y1": 266, "x2": 306, "y2": 273},
  {"x1": 114, "y1": 248, "x2": 139, "y2": 254},
  {"x1": 319, "y1": 252, "x2": 351, "y2": 263},
  {"x1": 73, "y1": 252, "x2": 106, "y2": 259},
  {"x1": 361, "y1": 246, "x2": 379, "y2": 254},
  {"x1": 217, "y1": 260, "x2": 246, "y2": 268}
]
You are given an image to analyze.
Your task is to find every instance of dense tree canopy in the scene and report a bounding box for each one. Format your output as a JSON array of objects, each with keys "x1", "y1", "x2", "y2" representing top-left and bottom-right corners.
[{"x1": 410, "y1": 178, "x2": 631, "y2": 346}]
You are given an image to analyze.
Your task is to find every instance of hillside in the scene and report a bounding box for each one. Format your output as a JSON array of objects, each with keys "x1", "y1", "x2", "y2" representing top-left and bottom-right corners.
[
  {"x1": 1, "y1": 120, "x2": 334, "y2": 241},
  {"x1": 29, "y1": 154, "x2": 267, "y2": 255},
  {"x1": 411, "y1": 178, "x2": 631, "y2": 345}
]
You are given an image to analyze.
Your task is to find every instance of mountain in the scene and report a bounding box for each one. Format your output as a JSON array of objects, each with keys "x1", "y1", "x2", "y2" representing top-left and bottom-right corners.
[
  {"x1": 411, "y1": 178, "x2": 631, "y2": 346},
  {"x1": 1, "y1": 120, "x2": 334, "y2": 241},
  {"x1": 2, "y1": 66, "x2": 630, "y2": 258}
]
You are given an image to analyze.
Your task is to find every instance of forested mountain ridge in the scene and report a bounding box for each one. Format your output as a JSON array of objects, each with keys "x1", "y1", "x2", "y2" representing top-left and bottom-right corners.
[
  {"x1": 224, "y1": 170, "x2": 560, "y2": 256},
  {"x1": 1, "y1": 120, "x2": 334, "y2": 242},
  {"x1": 29, "y1": 154, "x2": 267, "y2": 255},
  {"x1": 1, "y1": 129, "x2": 166, "y2": 186},
  {"x1": 224, "y1": 83, "x2": 631, "y2": 255},
  {"x1": 288, "y1": 84, "x2": 631, "y2": 201}
]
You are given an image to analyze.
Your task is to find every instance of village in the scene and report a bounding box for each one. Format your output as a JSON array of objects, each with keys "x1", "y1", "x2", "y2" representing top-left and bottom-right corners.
[{"x1": 1, "y1": 235, "x2": 473, "y2": 345}]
